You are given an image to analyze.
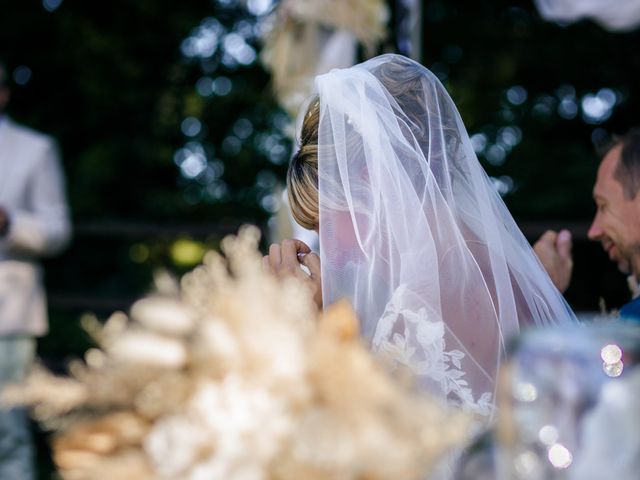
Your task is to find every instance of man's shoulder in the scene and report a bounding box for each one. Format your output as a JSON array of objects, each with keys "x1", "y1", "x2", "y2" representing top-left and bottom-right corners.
[
  {"x1": 4, "y1": 118, "x2": 55, "y2": 150},
  {"x1": 619, "y1": 297, "x2": 640, "y2": 322}
]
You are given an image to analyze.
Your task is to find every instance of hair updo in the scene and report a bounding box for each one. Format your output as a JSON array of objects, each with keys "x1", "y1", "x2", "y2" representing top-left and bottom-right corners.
[{"x1": 287, "y1": 98, "x2": 320, "y2": 230}]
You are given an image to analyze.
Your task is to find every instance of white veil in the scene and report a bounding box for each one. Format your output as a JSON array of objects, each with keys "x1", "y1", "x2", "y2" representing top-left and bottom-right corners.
[{"x1": 314, "y1": 54, "x2": 576, "y2": 415}]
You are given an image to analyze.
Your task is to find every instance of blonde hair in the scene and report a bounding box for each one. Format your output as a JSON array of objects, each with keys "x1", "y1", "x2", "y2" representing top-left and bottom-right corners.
[{"x1": 287, "y1": 99, "x2": 320, "y2": 230}]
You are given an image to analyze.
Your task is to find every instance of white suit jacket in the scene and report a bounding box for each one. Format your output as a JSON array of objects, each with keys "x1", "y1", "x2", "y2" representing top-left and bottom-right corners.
[{"x1": 0, "y1": 117, "x2": 71, "y2": 337}]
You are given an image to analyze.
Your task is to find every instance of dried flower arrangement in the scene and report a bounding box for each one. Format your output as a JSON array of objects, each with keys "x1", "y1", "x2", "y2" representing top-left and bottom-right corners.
[
  {"x1": 260, "y1": 0, "x2": 389, "y2": 119},
  {"x1": 3, "y1": 226, "x2": 471, "y2": 480}
]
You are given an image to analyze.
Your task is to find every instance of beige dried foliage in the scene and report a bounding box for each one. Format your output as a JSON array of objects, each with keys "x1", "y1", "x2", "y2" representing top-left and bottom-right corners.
[
  {"x1": 318, "y1": 299, "x2": 360, "y2": 341},
  {"x1": 54, "y1": 449, "x2": 153, "y2": 480},
  {"x1": 9, "y1": 226, "x2": 471, "y2": 480},
  {"x1": 281, "y1": 0, "x2": 388, "y2": 49},
  {"x1": 2, "y1": 365, "x2": 88, "y2": 418},
  {"x1": 53, "y1": 412, "x2": 149, "y2": 456},
  {"x1": 260, "y1": 0, "x2": 389, "y2": 119}
]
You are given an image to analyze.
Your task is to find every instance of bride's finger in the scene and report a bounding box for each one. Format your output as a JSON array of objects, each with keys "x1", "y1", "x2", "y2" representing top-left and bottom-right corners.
[
  {"x1": 281, "y1": 239, "x2": 302, "y2": 269},
  {"x1": 300, "y1": 252, "x2": 321, "y2": 278},
  {"x1": 290, "y1": 239, "x2": 311, "y2": 255},
  {"x1": 268, "y1": 243, "x2": 281, "y2": 268}
]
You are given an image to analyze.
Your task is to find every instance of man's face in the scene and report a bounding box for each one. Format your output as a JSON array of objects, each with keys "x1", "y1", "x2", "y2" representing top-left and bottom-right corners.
[{"x1": 588, "y1": 145, "x2": 640, "y2": 275}]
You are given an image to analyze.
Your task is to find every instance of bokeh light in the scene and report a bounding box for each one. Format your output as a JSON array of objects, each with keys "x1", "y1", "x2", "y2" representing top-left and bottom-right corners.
[
  {"x1": 514, "y1": 381, "x2": 538, "y2": 402},
  {"x1": 174, "y1": 142, "x2": 208, "y2": 179},
  {"x1": 181, "y1": 117, "x2": 203, "y2": 137},
  {"x1": 42, "y1": 0, "x2": 63, "y2": 12},
  {"x1": 581, "y1": 88, "x2": 617, "y2": 124},
  {"x1": 547, "y1": 443, "x2": 572, "y2": 469},
  {"x1": 181, "y1": 18, "x2": 224, "y2": 59},
  {"x1": 601, "y1": 344, "x2": 623, "y2": 363},
  {"x1": 13, "y1": 66, "x2": 32, "y2": 85},
  {"x1": 538, "y1": 425, "x2": 559, "y2": 446},
  {"x1": 470, "y1": 133, "x2": 488, "y2": 154},
  {"x1": 491, "y1": 175, "x2": 516, "y2": 196},
  {"x1": 170, "y1": 239, "x2": 206, "y2": 267},
  {"x1": 506, "y1": 86, "x2": 528, "y2": 105},
  {"x1": 246, "y1": 0, "x2": 276, "y2": 16}
]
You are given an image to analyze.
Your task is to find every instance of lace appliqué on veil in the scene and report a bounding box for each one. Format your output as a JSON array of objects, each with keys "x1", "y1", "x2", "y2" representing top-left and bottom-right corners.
[{"x1": 371, "y1": 285, "x2": 493, "y2": 416}]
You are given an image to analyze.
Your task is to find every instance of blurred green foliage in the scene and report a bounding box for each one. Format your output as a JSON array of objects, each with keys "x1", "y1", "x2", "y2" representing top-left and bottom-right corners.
[{"x1": 425, "y1": 1, "x2": 639, "y2": 217}]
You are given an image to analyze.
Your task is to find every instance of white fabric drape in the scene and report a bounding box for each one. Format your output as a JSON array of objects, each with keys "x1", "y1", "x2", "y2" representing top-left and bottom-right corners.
[
  {"x1": 314, "y1": 54, "x2": 577, "y2": 415},
  {"x1": 535, "y1": 0, "x2": 640, "y2": 31}
]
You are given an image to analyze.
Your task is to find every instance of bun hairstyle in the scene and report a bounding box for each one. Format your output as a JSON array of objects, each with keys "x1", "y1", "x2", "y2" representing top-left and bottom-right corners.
[{"x1": 287, "y1": 98, "x2": 320, "y2": 230}]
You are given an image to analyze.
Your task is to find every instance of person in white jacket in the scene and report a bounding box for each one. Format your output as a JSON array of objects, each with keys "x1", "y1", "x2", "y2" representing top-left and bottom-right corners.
[{"x1": 0, "y1": 60, "x2": 71, "y2": 479}]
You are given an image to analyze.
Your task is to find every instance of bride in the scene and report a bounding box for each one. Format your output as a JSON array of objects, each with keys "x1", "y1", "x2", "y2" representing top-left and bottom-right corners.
[{"x1": 264, "y1": 54, "x2": 576, "y2": 415}]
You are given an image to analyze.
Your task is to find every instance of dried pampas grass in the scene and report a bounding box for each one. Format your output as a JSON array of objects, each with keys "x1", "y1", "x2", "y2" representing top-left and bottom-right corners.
[{"x1": 3, "y1": 226, "x2": 471, "y2": 480}]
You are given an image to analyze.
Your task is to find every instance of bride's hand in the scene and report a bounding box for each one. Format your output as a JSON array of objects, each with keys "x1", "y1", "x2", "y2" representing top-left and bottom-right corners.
[{"x1": 263, "y1": 239, "x2": 322, "y2": 309}]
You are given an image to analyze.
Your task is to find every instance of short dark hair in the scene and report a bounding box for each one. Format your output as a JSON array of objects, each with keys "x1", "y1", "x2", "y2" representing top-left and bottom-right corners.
[
  {"x1": 613, "y1": 128, "x2": 640, "y2": 199},
  {"x1": 0, "y1": 60, "x2": 8, "y2": 89}
]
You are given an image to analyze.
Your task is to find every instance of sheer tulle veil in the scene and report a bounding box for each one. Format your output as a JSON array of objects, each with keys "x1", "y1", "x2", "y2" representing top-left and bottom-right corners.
[{"x1": 313, "y1": 54, "x2": 576, "y2": 414}]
